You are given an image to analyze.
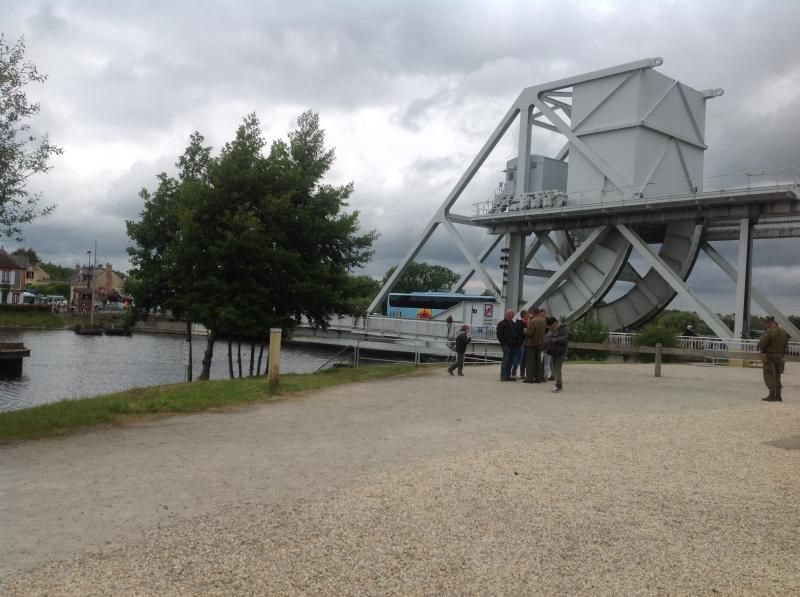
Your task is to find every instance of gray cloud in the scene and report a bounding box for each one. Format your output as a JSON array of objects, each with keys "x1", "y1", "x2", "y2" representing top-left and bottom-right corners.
[{"x1": 1, "y1": 0, "x2": 798, "y2": 314}]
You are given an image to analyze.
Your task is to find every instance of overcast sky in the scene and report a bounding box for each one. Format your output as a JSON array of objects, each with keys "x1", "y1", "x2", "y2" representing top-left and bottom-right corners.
[{"x1": 2, "y1": 0, "x2": 799, "y2": 315}]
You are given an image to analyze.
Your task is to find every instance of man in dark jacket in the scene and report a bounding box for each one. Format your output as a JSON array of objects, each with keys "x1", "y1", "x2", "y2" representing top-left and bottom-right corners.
[
  {"x1": 447, "y1": 325, "x2": 471, "y2": 376},
  {"x1": 496, "y1": 309, "x2": 517, "y2": 381},
  {"x1": 544, "y1": 317, "x2": 569, "y2": 393},
  {"x1": 511, "y1": 310, "x2": 528, "y2": 379}
]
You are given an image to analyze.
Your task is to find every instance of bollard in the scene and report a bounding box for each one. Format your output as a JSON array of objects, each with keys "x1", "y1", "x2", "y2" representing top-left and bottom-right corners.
[
  {"x1": 267, "y1": 328, "x2": 282, "y2": 385},
  {"x1": 654, "y1": 343, "x2": 662, "y2": 377}
]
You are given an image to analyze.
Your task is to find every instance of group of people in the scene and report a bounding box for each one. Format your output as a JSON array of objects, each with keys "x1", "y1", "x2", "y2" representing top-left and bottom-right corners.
[
  {"x1": 496, "y1": 308, "x2": 569, "y2": 392},
  {"x1": 447, "y1": 309, "x2": 569, "y2": 391}
]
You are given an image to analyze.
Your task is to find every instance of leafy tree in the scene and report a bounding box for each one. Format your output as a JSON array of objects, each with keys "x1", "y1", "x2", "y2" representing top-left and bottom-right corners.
[
  {"x1": 568, "y1": 310, "x2": 609, "y2": 361},
  {"x1": 634, "y1": 321, "x2": 678, "y2": 363},
  {"x1": 12, "y1": 246, "x2": 39, "y2": 264},
  {"x1": 127, "y1": 132, "x2": 212, "y2": 381},
  {"x1": 340, "y1": 274, "x2": 381, "y2": 317},
  {"x1": 382, "y1": 262, "x2": 460, "y2": 294},
  {"x1": 28, "y1": 280, "x2": 69, "y2": 297},
  {"x1": 128, "y1": 111, "x2": 376, "y2": 381},
  {"x1": 0, "y1": 36, "x2": 61, "y2": 238},
  {"x1": 39, "y1": 261, "x2": 74, "y2": 282}
]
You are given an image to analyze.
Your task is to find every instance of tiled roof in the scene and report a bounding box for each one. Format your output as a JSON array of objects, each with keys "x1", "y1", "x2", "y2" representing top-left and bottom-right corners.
[{"x1": 0, "y1": 249, "x2": 24, "y2": 270}]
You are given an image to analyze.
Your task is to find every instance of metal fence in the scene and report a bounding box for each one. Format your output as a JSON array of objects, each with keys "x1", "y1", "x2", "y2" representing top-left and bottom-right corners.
[
  {"x1": 474, "y1": 168, "x2": 800, "y2": 216},
  {"x1": 308, "y1": 317, "x2": 800, "y2": 358}
]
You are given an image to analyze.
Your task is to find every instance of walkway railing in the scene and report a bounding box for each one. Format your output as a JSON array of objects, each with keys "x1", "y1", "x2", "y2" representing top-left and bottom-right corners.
[
  {"x1": 303, "y1": 317, "x2": 800, "y2": 358},
  {"x1": 473, "y1": 167, "x2": 800, "y2": 217}
]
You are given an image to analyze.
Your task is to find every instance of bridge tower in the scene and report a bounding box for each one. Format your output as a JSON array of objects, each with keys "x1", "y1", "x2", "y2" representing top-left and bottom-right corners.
[{"x1": 369, "y1": 58, "x2": 800, "y2": 339}]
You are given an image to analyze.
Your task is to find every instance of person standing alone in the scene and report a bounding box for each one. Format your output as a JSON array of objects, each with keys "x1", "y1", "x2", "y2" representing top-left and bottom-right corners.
[
  {"x1": 448, "y1": 325, "x2": 471, "y2": 376},
  {"x1": 544, "y1": 317, "x2": 569, "y2": 393},
  {"x1": 758, "y1": 316, "x2": 789, "y2": 402}
]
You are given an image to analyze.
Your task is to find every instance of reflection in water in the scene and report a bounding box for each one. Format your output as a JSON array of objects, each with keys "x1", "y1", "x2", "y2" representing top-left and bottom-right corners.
[{"x1": 0, "y1": 330, "x2": 334, "y2": 412}]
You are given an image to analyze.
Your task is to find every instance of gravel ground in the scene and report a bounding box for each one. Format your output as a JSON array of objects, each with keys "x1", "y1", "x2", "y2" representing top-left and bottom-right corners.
[{"x1": 3, "y1": 362, "x2": 799, "y2": 595}]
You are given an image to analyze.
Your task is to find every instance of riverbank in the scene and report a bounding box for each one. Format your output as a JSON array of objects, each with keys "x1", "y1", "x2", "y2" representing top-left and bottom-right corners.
[
  {"x1": 0, "y1": 311, "x2": 82, "y2": 329},
  {"x1": 3, "y1": 362, "x2": 798, "y2": 593},
  {"x1": 0, "y1": 364, "x2": 418, "y2": 444}
]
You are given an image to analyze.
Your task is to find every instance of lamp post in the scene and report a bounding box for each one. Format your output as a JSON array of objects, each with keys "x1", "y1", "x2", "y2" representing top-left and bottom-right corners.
[{"x1": 86, "y1": 246, "x2": 96, "y2": 327}]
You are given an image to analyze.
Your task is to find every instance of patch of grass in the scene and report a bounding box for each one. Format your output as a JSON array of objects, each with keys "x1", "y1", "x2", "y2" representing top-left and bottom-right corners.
[
  {"x1": 0, "y1": 364, "x2": 418, "y2": 444},
  {"x1": 0, "y1": 311, "x2": 81, "y2": 329}
]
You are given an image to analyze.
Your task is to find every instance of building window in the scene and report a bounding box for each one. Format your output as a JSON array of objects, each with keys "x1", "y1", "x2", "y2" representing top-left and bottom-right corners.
[
  {"x1": 11, "y1": 292, "x2": 19, "y2": 304},
  {"x1": 26, "y1": 270, "x2": 34, "y2": 280},
  {"x1": 1, "y1": 271, "x2": 9, "y2": 284}
]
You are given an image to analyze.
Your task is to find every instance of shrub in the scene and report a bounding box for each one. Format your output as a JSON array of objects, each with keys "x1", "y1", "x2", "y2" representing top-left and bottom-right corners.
[
  {"x1": 634, "y1": 322, "x2": 678, "y2": 363},
  {"x1": 0, "y1": 303, "x2": 51, "y2": 312},
  {"x1": 568, "y1": 311, "x2": 609, "y2": 361}
]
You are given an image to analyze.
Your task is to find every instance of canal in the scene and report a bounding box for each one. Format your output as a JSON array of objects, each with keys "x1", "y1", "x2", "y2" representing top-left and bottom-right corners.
[{"x1": 0, "y1": 329, "x2": 336, "y2": 412}]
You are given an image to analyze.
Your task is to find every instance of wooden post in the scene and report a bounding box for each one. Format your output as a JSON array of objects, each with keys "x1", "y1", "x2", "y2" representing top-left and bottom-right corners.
[
  {"x1": 654, "y1": 343, "x2": 662, "y2": 377},
  {"x1": 267, "y1": 328, "x2": 282, "y2": 385}
]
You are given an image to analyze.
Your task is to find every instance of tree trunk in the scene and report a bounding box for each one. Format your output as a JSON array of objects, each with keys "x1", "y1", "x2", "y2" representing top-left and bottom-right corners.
[
  {"x1": 249, "y1": 340, "x2": 256, "y2": 377},
  {"x1": 256, "y1": 342, "x2": 265, "y2": 375},
  {"x1": 199, "y1": 329, "x2": 216, "y2": 380},
  {"x1": 185, "y1": 320, "x2": 193, "y2": 382},
  {"x1": 237, "y1": 338, "x2": 242, "y2": 378},
  {"x1": 227, "y1": 338, "x2": 234, "y2": 379}
]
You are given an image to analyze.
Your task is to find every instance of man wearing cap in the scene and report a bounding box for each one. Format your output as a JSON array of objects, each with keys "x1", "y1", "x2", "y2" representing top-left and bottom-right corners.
[
  {"x1": 683, "y1": 324, "x2": 697, "y2": 337},
  {"x1": 758, "y1": 316, "x2": 789, "y2": 402}
]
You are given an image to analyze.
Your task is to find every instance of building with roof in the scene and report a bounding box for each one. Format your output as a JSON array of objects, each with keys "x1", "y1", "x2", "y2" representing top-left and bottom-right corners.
[{"x1": 0, "y1": 249, "x2": 26, "y2": 305}]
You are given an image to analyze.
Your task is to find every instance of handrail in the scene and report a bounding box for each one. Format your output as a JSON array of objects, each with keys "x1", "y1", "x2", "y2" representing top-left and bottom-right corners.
[
  {"x1": 473, "y1": 167, "x2": 800, "y2": 216},
  {"x1": 314, "y1": 344, "x2": 354, "y2": 373}
]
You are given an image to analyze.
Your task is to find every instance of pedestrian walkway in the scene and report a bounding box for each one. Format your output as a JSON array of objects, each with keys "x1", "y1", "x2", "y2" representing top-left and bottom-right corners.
[{"x1": 3, "y1": 363, "x2": 799, "y2": 594}]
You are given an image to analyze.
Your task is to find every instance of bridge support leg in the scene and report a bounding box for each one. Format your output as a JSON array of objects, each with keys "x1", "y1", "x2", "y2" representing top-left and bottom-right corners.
[
  {"x1": 733, "y1": 218, "x2": 754, "y2": 339},
  {"x1": 503, "y1": 232, "x2": 526, "y2": 312}
]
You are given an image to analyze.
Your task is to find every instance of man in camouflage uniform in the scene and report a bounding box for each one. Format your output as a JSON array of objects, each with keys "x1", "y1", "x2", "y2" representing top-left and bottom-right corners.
[{"x1": 757, "y1": 316, "x2": 789, "y2": 402}]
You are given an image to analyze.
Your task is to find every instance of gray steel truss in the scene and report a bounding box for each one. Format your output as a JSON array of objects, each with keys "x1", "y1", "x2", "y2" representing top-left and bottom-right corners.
[{"x1": 370, "y1": 58, "x2": 800, "y2": 341}]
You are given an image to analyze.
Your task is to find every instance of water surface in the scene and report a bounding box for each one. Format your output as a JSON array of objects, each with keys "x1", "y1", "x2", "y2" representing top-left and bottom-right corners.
[{"x1": 0, "y1": 330, "x2": 334, "y2": 412}]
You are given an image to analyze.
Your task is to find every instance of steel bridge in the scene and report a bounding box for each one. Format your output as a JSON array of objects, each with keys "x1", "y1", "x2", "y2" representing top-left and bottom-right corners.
[{"x1": 368, "y1": 58, "x2": 800, "y2": 340}]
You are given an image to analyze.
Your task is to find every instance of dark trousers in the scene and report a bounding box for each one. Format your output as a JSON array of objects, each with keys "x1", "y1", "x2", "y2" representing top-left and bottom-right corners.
[
  {"x1": 552, "y1": 355, "x2": 565, "y2": 388},
  {"x1": 448, "y1": 352, "x2": 465, "y2": 375},
  {"x1": 500, "y1": 346, "x2": 513, "y2": 379},
  {"x1": 763, "y1": 357, "x2": 784, "y2": 390},
  {"x1": 510, "y1": 346, "x2": 524, "y2": 376},
  {"x1": 525, "y1": 347, "x2": 543, "y2": 381}
]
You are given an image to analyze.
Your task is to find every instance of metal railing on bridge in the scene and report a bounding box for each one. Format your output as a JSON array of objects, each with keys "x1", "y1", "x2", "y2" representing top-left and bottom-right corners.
[{"x1": 303, "y1": 317, "x2": 800, "y2": 359}]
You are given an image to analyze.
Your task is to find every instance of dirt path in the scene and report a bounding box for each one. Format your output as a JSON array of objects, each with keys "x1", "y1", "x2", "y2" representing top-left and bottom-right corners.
[{"x1": 2, "y1": 362, "x2": 799, "y2": 593}]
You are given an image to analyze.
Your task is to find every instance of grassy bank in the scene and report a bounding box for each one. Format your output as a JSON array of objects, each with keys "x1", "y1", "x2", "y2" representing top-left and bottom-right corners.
[
  {"x1": 0, "y1": 364, "x2": 419, "y2": 444},
  {"x1": 0, "y1": 311, "x2": 84, "y2": 329}
]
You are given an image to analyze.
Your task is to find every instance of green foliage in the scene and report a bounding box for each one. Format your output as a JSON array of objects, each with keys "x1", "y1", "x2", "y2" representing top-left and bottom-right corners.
[
  {"x1": 382, "y1": 262, "x2": 460, "y2": 293},
  {"x1": 0, "y1": 364, "x2": 417, "y2": 443},
  {"x1": 0, "y1": 309, "x2": 81, "y2": 328},
  {"x1": 568, "y1": 311, "x2": 609, "y2": 361},
  {"x1": 0, "y1": 36, "x2": 61, "y2": 238},
  {"x1": 0, "y1": 303, "x2": 50, "y2": 313},
  {"x1": 339, "y1": 274, "x2": 381, "y2": 317},
  {"x1": 653, "y1": 309, "x2": 711, "y2": 335},
  {"x1": 12, "y1": 246, "x2": 39, "y2": 264},
  {"x1": 634, "y1": 322, "x2": 679, "y2": 362},
  {"x1": 127, "y1": 111, "x2": 377, "y2": 378},
  {"x1": 28, "y1": 281, "x2": 69, "y2": 297},
  {"x1": 39, "y1": 261, "x2": 75, "y2": 282}
]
